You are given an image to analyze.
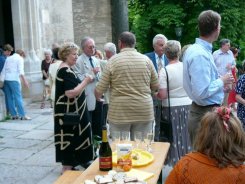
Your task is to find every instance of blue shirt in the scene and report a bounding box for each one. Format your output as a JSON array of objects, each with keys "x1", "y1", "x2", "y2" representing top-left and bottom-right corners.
[
  {"x1": 183, "y1": 38, "x2": 224, "y2": 106},
  {"x1": 0, "y1": 55, "x2": 6, "y2": 73}
]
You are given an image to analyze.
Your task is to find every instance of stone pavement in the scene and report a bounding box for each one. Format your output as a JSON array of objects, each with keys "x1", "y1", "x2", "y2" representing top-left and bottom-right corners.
[
  {"x1": 0, "y1": 100, "x2": 172, "y2": 184},
  {"x1": 0, "y1": 100, "x2": 64, "y2": 184}
]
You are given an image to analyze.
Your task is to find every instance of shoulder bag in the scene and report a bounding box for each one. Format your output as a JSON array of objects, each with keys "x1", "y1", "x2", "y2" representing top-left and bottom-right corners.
[
  {"x1": 159, "y1": 67, "x2": 173, "y2": 142},
  {"x1": 63, "y1": 97, "x2": 80, "y2": 126}
]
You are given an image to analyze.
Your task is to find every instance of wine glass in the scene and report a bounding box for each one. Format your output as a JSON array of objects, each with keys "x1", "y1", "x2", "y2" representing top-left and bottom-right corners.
[
  {"x1": 111, "y1": 131, "x2": 121, "y2": 145},
  {"x1": 144, "y1": 132, "x2": 154, "y2": 152},
  {"x1": 134, "y1": 131, "x2": 142, "y2": 149},
  {"x1": 121, "y1": 131, "x2": 130, "y2": 143}
]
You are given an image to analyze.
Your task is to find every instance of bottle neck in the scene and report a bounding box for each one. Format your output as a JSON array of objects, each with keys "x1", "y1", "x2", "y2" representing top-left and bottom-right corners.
[{"x1": 102, "y1": 129, "x2": 108, "y2": 142}]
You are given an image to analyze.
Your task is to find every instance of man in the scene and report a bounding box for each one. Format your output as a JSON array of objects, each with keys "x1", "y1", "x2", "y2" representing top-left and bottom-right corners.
[
  {"x1": 213, "y1": 38, "x2": 235, "y2": 106},
  {"x1": 100, "y1": 42, "x2": 117, "y2": 125},
  {"x1": 0, "y1": 44, "x2": 13, "y2": 115},
  {"x1": 183, "y1": 10, "x2": 234, "y2": 145},
  {"x1": 145, "y1": 34, "x2": 168, "y2": 141},
  {"x1": 73, "y1": 37, "x2": 103, "y2": 137},
  {"x1": 95, "y1": 31, "x2": 159, "y2": 140},
  {"x1": 2, "y1": 49, "x2": 31, "y2": 120},
  {"x1": 145, "y1": 34, "x2": 168, "y2": 72}
]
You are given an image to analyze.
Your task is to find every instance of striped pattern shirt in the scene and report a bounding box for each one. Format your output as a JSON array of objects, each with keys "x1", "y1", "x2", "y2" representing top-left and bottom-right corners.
[{"x1": 96, "y1": 48, "x2": 159, "y2": 124}]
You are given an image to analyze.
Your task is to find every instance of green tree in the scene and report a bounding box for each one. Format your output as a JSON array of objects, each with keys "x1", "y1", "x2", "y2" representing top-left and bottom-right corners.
[{"x1": 128, "y1": 0, "x2": 245, "y2": 62}]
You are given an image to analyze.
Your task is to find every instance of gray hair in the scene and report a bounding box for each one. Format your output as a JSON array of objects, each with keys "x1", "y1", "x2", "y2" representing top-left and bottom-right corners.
[
  {"x1": 220, "y1": 38, "x2": 230, "y2": 47},
  {"x1": 152, "y1": 34, "x2": 168, "y2": 46},
  {"x1": 81, "y1": 36, "x2": 94, "y2": 50},
  {"x1": 43, "y1": 48, "x2": 52, "y2": 55},
  {"x1": 165, "y1": 40, "x2": 181, "y2": 60},
  {"x1": 104, "y1": 42, "x2": 117, "y2": 55}
]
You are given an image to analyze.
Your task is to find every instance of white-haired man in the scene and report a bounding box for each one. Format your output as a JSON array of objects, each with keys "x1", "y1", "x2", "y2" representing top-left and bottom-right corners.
[{"x1": 145, "y1": 34, "x2": 168, "y2": 141}]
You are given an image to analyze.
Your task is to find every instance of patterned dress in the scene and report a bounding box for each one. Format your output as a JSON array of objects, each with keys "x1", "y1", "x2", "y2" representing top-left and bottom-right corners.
[
  {"x1": 54, "y1": 67, "x2": 94, "y2": 166},
  {"x1": 235, "y1": 74, "x2": 245, "y2": 129}
]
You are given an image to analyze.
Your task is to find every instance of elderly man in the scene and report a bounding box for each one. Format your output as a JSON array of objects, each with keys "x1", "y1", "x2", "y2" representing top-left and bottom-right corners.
[
  {"x1": 99, "y1": 42, "x2": 117, "y2": 125},
  {"x1": 183, "y1": 10, "x2": 234, "y2": 145},
  {"x1": 73, "y1": 36, "x2": 103, "y2": 138},
  {"x1": 95, "y1": 31, "x2": 159, "y2": 140},
  {"x1": 145, "y1": 34, "x2": 168, "y2": 141}
]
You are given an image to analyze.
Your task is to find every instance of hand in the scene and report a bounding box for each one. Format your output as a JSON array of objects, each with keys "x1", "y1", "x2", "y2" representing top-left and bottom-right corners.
[
  {"x1": 221, "y1": 73, "x2": 234, "y2": 85},
  {"x1": 84, "y1": 74, "x2": 94, "y2": 84},
  {"x1": 92, "y1": 67, "x2": 100, "y2": 74}
]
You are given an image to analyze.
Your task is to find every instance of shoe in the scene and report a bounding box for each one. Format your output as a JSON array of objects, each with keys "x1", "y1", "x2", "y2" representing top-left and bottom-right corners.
[
  {"x1": 11, "y1": 116, "x2": 19, "y2": 120},
  {"x1": 20, "y1": 116, "x2": 31, "y2": 120},
  {"x1": 40, "y1": 102, "x2": 45, "y2": 109}
]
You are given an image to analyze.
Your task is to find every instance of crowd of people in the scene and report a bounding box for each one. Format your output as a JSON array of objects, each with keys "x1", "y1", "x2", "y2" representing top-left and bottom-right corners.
[{"x1": 0, "y1": 9, "x2": 244, "y2": 181}]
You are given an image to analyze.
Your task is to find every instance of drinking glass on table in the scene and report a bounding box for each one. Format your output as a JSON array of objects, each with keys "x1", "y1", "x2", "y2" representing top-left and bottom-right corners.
[
  {"x1": 111, "y1": 131, "x2": 121, "y2": 145},
  {"x1": 144, "y1": 132, "x2": 154, "y2": 152},
  {"x1": 121, "y1": 131, "x2": 130, "y2": 143},
  {"x1": 134, "y1": 131, "x2": 143, "y2": 149}
]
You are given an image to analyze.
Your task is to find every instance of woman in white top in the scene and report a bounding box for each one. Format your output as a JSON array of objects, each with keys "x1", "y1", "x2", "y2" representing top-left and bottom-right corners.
[
  {"x1": 157, "y1": 40, "x2": 192, "y2": 166},
  {"x1": 1, "y1": 49, "x2": 31, "y2": 120}
]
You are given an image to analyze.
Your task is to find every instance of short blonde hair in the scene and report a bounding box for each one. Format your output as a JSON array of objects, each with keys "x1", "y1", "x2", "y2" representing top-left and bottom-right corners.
[{"x1": 58, "y1": 42, "x2": 79, "y2": 61}]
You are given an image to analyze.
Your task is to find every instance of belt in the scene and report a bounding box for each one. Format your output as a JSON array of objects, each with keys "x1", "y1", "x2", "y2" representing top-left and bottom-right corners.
[{"x1": 192, "y1": 102, "x2": 220, "y2": 108}]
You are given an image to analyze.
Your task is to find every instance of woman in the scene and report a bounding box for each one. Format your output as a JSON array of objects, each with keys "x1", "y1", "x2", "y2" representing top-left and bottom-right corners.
[
  {"x1": 156, "y1": 40, "x2": 192, "y2": 165},
  {"x1": 2, "y1": 49, "x2": 31, "y2": 120},
  {"x1": 40, "y1": 49, "x2": 53, "y2": 109},
  {"x1": 54, "y1": 42, "x2": 94, "y2": 174},
  {"x1": 235, "y1": 73, "x2": 245, "y2": 130},
  {"x1": 48, "y1": 47, "x2": 62, "y2": 108},
  {"x1": 165, "y1": 106, "x2": 245, "y2": 183},
  {"x1": 228, "y1": 47, "x2": 239, "y2": 110}
]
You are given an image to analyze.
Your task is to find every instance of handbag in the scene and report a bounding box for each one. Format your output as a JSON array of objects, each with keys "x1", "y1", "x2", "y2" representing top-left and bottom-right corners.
[
  {"x1": 159, "y1": 67, "x2": 173, "y2": 142},
  {"x1": 63, "y1": 97, "x2": 80, "y2": 126}
]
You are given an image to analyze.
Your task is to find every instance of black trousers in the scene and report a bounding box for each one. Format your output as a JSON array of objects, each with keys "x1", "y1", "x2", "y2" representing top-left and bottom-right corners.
[{"x1": 89, "y1": 101, "x2": 103, "y2": 138}]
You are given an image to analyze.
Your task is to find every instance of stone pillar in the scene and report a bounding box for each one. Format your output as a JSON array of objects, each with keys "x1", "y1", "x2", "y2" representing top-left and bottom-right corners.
[
  {"x1": 111, "y1": 0, "x2": 129, "y2": 50},
  {"x1": 11, "y1": 0, "x2": 42, "y2": 99},
  {"x1": 0, "y1": 90, "x2": 6, "y2": 120}
]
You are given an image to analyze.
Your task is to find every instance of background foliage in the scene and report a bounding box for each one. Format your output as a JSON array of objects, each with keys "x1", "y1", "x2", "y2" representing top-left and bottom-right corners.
[{"x1": 128, "y1": 0, "x2": 245, "y2": 64}]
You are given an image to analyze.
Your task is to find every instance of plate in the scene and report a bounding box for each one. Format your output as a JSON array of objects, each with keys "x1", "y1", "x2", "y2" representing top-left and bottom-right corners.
[{"x1": 112, "y1": 149, "x2": 154, "y2": 167}]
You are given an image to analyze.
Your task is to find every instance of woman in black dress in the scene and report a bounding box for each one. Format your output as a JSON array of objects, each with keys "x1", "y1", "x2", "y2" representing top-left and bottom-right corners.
[{"x1": 54, "y1": 42, "x2": 94, "y2": 174}]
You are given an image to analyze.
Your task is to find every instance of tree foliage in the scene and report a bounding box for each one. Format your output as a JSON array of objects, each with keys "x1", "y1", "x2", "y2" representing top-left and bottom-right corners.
[{"x1": 128, "y1": 0, "x2": 245, "y2": 62}]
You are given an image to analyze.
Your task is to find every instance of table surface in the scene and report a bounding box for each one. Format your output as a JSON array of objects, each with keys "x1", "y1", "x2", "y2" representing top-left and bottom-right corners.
[{"x1": 72, "y1": 142, "x2": 170, "y2": 184}]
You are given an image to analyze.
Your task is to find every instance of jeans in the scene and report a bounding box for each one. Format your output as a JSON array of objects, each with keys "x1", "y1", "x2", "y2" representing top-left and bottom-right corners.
[{"x1": 4, "y1": 80, "x2": 25, "y2": 117}]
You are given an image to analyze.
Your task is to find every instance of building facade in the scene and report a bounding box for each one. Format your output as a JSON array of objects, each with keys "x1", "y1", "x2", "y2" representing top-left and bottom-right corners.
[{"x1": 0, "y1": 0, "x2": 128, "y2": 120}]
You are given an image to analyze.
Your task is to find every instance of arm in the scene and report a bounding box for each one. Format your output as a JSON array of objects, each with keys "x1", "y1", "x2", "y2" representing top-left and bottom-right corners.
[
  {"x1": 65, "y1": 76, "x2": 92, "y2": 98},
  {"x1": 157, "y1": 88, "x2": 167, "y2": 99},
  {"x1": 189, "y1": 55, "x2": 224, "y2": 100},
  {"x1": 235, "y1": 94, "x2": 245, "y2": 106}
]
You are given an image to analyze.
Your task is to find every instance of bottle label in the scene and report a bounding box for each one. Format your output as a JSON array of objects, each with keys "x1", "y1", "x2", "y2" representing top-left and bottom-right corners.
[{"x1": 99, "y1": 156, "x2": 112, "y2": 169}]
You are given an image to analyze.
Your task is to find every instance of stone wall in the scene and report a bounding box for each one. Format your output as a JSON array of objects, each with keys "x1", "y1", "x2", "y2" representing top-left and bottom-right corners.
[{"x1": 72, "y1": 0, "x2": 112, "y2": 51}]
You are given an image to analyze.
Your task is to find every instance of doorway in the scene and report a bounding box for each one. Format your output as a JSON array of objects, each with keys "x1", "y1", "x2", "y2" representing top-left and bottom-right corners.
[{"x1": 0, "y1": 0, "x2": 14, "y2": 49}]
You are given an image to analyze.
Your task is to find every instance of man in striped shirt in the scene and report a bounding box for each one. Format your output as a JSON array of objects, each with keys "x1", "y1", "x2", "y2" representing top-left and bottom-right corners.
[{"x1": 95, "y1": 31, "x2": 159, "y2": 141}]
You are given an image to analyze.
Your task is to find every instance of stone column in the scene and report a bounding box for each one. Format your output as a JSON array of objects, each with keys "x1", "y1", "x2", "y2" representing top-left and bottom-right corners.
[
  {"x1": 111, "y1": 0, "x2": 129, "y2": 50},
  {"x1": 11, "y1": 0, "x2": 42, "y2": 99}
]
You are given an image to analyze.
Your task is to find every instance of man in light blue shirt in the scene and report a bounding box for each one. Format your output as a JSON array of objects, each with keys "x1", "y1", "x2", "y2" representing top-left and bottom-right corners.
[{"x1": 183, "y1": 10, "x2": 234, "y2": 145}]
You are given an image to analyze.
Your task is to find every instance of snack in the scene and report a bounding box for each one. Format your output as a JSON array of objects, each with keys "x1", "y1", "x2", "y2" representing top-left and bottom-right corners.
[{"x1": 116, "y1": 144, "x2": 132, "y2": 172}]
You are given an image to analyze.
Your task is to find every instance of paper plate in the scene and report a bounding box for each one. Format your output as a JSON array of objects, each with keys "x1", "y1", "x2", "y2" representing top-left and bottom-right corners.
[{"x1": 112, "y1": 149, "x2": 154, "y2": 167}]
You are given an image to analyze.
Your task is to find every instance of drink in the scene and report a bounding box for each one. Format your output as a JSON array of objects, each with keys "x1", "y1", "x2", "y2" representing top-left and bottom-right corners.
[{"x1": 99, "y1": 126, "x2": 112, "y2": 171}]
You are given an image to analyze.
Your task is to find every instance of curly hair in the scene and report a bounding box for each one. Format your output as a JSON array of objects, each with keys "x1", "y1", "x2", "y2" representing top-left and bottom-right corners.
[
  {"x1": 58, "y1": 42, "x2": 79, "y2": 61},
  {"x1": 194, "y1": 107, "x2": 245, "y2": 168}
]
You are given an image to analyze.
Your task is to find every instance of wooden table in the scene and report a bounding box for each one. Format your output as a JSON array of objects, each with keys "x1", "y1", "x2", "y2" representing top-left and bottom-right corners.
[{"x1": 72, "y1": 142, "x2": 170, "y2": 184}]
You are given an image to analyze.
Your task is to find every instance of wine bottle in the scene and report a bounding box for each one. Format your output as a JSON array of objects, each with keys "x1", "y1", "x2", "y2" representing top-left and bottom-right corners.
[{"x1": 99, "y1": 125, "x2": 112, "y2": 171}]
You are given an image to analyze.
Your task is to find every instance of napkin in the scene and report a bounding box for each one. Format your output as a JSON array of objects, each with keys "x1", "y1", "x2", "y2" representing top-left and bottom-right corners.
[{"x1": 125, "y1": 168, "x2": 154, "y2": 181}]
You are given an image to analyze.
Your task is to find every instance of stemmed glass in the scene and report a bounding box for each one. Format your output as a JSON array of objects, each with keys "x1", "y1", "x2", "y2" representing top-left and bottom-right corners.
[
  {"x1": 111, "y1": 131, "x2": 121, "y2": 145},
  {"x1": 121, "y1": 131, "x2": 130, "y2": 143},
  {"x1": 134, "y1": 131, "x2": 143, "y2": 149},
  {"x1": 144, "y1": 132, "x2": 154, "y2": 152}
]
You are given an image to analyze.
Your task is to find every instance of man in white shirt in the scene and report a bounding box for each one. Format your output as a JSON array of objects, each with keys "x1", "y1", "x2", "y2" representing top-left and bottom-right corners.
[{"x1": 213, "y1": 38, "x2": 235, "y2": 106}]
